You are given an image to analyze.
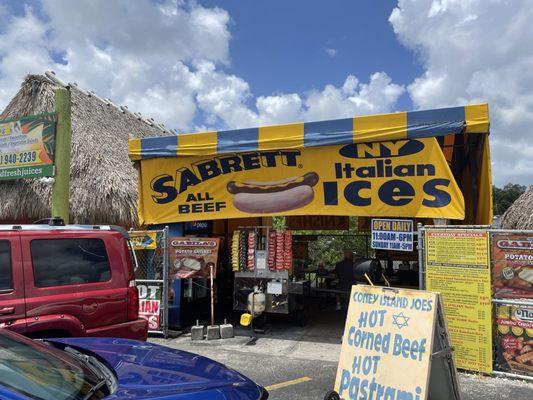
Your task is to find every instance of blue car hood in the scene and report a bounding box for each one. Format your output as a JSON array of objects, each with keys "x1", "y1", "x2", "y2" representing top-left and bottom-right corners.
[{"x1": 49, "y1": 338, "x2": 262, "y2": 400}]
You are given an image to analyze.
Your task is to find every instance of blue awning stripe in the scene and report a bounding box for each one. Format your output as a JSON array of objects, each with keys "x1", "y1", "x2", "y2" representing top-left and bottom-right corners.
[
  {"x1": 130, "y1": 104, "x2": 489, "y2": 160},
  {"x1": 217, "y1": 127, "x2": 259, "y2": 153},
  {"x1": 406, "y1": 106, "x2": 465, "y2": 138},
  {"x1": 303, "y1": 118, "x2": 353, "y2": 147},
  {"x1": 140, "y1": 135, "x2": 178, "y2": 158}
]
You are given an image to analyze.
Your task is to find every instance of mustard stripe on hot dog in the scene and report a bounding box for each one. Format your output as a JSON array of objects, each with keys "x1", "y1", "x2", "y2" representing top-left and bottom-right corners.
[{"x1": 227, "y1": 172, "x2": 319, "y2": 194}]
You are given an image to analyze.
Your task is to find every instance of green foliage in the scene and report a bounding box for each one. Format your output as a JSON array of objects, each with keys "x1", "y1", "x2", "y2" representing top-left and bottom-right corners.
[
  {"x1": 493, "y1": 183, "x2": 526, "y2": 215},
  {"x1": 308, "y1": 235, "x2": 369, "y2": 268},
  {"x1": 271, "y1": 216, "x2": 286, "y2": 230},
  {"x1": 298, "y1": 216, "x2": 369, "y2": 268},
  {"x1": 274, "y1": 215, "x2": 370, "y2": 267}
]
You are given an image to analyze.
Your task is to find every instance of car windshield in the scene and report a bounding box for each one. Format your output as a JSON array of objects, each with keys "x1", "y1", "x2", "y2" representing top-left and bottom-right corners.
[{"x1": 0, "y1": 330, "x2": 104, "y2": 400}]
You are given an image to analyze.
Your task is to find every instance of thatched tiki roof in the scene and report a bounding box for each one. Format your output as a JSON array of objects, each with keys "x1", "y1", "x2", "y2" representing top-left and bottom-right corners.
[
  {"x1": 501, "y1": 185, "x2": 533, "y2": 230},
  {"x1": 0, "y1": 72, "x2": 170, "y2": 226}
]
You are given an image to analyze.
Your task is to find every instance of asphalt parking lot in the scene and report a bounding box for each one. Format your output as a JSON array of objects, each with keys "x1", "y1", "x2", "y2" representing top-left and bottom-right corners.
[
  {"x1": 152, "y1": 312, "x2": 344, "y2": 399},
  {"x1": 151, "y1": 311, "x2": 533, "y2": 400},
  {"x1": 173, "y1": 342, "x2": 338, "y2": 399}
]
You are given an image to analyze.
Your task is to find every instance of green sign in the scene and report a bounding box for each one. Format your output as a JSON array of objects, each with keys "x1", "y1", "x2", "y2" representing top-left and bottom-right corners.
[{"x1": 0, "y1": 113, "x2": 56, "y2": 181}]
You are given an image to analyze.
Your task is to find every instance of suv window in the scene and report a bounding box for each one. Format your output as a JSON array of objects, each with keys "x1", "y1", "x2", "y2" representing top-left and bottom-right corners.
[
  {"x1": 0, "y1": 241, "x2": 12, "y2": 290},
  {"x1": 31, "y1": 239, "x2": 111, "y2": 287}
]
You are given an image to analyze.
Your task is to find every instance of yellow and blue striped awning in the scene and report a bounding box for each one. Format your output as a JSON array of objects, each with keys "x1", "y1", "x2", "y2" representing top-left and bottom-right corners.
[{"x1": 128, "y1": 103, "x2": 489, "y2": 161}]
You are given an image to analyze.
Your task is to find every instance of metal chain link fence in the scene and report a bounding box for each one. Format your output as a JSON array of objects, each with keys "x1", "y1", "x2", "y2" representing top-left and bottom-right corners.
[
  {"x1": 417, "y1": 225, "x2": 533, "y2": 380},
  {"x1": 130, "y1": 228, "x2": 169, "y2": 337}
]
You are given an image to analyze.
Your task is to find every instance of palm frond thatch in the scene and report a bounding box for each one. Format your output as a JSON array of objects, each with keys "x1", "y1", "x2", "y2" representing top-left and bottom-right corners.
[
  {"x1": 0, "y1": 73, "x2": 170, "y2": 226},
  {"x1": 501, "y1": 185, "x2": 533, "y2": 230}
]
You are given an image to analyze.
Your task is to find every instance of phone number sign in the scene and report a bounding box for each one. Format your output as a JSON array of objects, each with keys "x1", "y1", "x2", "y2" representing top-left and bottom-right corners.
[
  {"x1": 371, "y1": 219, "x2": 414, "y2": 252},
  {"x1": 0, "y1": 114, "x2": 56, "y2": 181}
]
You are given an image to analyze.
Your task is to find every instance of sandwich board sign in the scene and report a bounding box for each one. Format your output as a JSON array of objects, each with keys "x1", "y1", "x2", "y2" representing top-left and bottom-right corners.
[{"x1": 331, "y1": 285, "x2": 461, "y2": 400}]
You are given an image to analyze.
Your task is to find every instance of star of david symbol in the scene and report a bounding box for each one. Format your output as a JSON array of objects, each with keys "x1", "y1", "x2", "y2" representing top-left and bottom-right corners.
[{"x1": 392, "y1": 312, "x2": 410, "y2": 329}]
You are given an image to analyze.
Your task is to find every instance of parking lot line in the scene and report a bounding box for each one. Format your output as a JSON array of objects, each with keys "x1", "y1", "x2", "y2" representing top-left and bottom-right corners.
[{"x1": 265, "y1": 376, "x2": 313, "y2": 391}]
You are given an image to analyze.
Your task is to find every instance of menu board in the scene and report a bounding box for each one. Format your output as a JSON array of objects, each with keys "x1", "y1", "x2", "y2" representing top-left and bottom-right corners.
[
  {"x1": 425, "y1": 229, "x2": 493, "y2": 373},
  {"x1": 492, "y1": 234, "x2": 533, "y2": 299},
  {"x1": 425, "y1": 230, "x2": 489, "y2": 266}
]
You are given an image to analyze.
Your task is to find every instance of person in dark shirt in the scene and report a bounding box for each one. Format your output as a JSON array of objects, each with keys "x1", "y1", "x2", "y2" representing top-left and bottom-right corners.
[{"x1": 335, "y1": 250, "x2": 355, "y2": 310}]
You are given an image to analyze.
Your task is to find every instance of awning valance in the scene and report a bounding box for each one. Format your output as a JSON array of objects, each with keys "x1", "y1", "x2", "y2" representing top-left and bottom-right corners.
[{"x1": 128, "y1": 103, "x2": 489, "y2": 161}]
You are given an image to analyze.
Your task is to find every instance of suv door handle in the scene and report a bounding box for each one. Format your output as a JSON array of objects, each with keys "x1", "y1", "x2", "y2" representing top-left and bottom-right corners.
[{"x1": 0, "y1": 307, "x2": 14, "y2": 315}]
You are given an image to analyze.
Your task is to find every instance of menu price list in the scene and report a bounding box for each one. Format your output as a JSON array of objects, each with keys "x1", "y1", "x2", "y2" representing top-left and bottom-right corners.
[
  {"x1": 425, "y1": 229, "x2": 492, "y2": 373},
  {"x1": 425, "y1": 230, "x2": 489, "y2": 267}
]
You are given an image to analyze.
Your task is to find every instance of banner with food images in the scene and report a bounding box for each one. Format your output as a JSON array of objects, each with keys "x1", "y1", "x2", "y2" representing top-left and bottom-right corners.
[
  {"x1": 0, "y1": 113, "x2": 56, "y2": 180},
  {"x1": 495, "y1": 303, "x2": 533, "y2": 376},
  {"x1": 137, "y1": 137, "x2": 464, "y2": 224},
  {"x1": 169, "y1": 237, "x2": 220, "y2": 278},
  {"x1": 492, "y1": 234, "x2": 533, "y2": 299}
]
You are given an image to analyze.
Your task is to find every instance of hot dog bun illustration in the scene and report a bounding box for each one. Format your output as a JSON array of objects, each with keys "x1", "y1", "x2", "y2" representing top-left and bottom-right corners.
[{"x1": 227, "y1": 172, "x2": 319, "y2": 213}]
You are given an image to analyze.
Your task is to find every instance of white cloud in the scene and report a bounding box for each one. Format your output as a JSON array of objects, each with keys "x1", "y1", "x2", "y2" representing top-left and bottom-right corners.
[
  {"x1": 0, "y1": 0, "x2": 232, "y2": 129},
  {"x1": 0, "y1": 6, "x2": 54, "y2": 106},
  {"x1": 303, "y1": 73, "x2": 404, "y2": 121},
  {"x1": 44, "y1": 0, "x2": 230, "y2": 65},
  {"x1": 325, "y1": 48, "x2": 338, "y2": 57},
  {"x1": 390, "y1": 0, "x2": 533, "y2": 185},
  {"x1": 0, "y1": 1, "x2": 404, "y2": 136},
  {"x1": 193, "y1": 69, "x2": 404, "y2": 128},
  {"x1": 256, "y1": 94, "x2": 303, "y2": 125}
]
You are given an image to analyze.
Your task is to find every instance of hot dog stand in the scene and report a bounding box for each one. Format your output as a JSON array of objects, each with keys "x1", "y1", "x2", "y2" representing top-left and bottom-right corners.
[
  {"x1": 230, "y1": 225, "x2": 308, "y2": 324},
  {"x1": 128, "y1": 103, "x2": 493, "y2": 327}
]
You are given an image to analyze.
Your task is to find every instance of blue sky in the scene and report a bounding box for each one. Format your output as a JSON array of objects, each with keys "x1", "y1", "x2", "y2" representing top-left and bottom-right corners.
[{"x1": 0, "y1": 0, "x2": 532, "y2": 185}]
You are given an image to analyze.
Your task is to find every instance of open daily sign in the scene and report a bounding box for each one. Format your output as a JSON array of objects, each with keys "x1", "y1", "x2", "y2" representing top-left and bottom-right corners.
[
  {"x1": 334, "y1": 285, "x2": 458, "y2": 400},
  {"x1": 371, "y1": 219, "x2": 414, "y2": 252}
]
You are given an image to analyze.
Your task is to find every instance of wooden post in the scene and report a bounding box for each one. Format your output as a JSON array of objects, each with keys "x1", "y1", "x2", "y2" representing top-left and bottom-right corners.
[{"x1": 51, "y1": 89, "x2": 72, "y2": 223}]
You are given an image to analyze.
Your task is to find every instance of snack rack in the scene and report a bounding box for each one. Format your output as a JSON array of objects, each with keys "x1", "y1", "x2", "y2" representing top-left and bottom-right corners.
[{"x1": 232, "y1": 225, "x2": 308, "y2": 321}]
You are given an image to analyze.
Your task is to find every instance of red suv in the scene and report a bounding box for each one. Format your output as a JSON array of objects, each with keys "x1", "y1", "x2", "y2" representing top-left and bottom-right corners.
[{"x1": 0, "y1": 221, "x2": 147, "y2": 340}]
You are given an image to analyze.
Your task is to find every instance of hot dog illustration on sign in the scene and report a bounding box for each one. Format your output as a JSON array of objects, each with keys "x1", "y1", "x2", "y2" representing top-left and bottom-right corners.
[{"x1": 227, "y1": 172, "x2": 319, "y2": 213}]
